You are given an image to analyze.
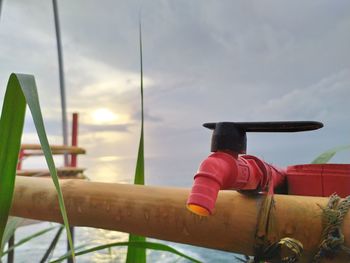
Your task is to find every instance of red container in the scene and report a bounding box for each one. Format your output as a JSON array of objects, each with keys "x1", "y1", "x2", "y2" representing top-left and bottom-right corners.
[{"x1": 287, "y1": 164, "x2": 350, "y2": 197}]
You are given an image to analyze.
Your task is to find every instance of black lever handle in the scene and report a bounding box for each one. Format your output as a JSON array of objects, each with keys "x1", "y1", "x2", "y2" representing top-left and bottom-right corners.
[
  {"x1": 203, "y1": 121, "x2": 323, "y2": 154},
  {"x1": 203, "y1": 121, "x2": 323, "y2": 132}
]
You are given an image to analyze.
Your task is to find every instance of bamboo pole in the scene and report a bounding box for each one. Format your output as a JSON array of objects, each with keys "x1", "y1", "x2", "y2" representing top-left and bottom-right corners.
[
  {"x1": 21, "y1": 144, "x2": 85, "y2": 155},
  {"x1": 10, "y1": 177, "x2": 350, "y2": 262},
  {"x1": 16, "y1": 167, "x2": 85, "y2": 177}
]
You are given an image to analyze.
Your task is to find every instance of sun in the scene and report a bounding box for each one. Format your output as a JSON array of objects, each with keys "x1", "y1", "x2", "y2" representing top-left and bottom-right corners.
[{"x1": 91, "y1": 108, "x2": 118, "y2": 124}]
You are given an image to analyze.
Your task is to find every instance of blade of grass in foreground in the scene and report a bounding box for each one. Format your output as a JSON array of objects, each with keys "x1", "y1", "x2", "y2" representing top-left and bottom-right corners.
[
  {"x1": 51, "y1": 241, "x2": 201, "y2": 263},
  {"x1": 0, "y1": 217, "x2": 24, "y2": 255},
  {"x1": 0, "y1": 75, "x2": 26, "y2": 246},
  {"x1": 311, "y1": 145, "x2": 350, "y2": 164},
  {"x1": 126, "y1": 21, "x2": 146, "y2": 263},
  {"x1": 2, "y1": 225, "x2": 57, "y2": 256},
  {"x1": 40, "y1": 226, "x2": 65, "y2": 263},
  {"x1": 0, "y1": 73, "x2": 75, "y2": 260}
]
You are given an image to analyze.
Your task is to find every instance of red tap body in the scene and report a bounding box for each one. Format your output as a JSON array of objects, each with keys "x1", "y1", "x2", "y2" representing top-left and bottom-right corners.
[{"x1": 187, "y1": 152, "x2": 286, "y2": 215}]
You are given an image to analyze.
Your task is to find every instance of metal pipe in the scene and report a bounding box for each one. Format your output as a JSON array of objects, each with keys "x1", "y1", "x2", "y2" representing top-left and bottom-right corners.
[
  {"x1": 10, "y1": 177, "x2": 350, "y2": 262},
  {"x1": 0, "y1": 0, "x2": 3, "y2": 22},
  {"x1": 52, "y1": 0, "x2": 69, "y2": 166}
]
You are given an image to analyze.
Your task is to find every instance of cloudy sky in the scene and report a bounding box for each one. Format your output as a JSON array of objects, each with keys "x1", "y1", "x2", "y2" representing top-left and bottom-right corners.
[{"x1": 0, "y1": 0, "x2": 349, "y2": 187}]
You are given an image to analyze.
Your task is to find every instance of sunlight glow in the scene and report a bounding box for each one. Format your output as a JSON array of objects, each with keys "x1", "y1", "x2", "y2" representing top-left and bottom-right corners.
[{"x1": 92, "y1": 108, "x2": 118, "y2": 124}]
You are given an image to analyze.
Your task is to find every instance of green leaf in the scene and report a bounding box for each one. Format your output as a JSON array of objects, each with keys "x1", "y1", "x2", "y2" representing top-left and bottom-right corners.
[
  {"x1": 40, "y1": 226, "x2": 65, "y2": 263},
  {"x1": 0, "y1": 217, "x2": 24, "y2": 255},
  {"x1": 126, "y1": 21, "x2": 146, "y2": 263},
  {"x1": 133, "y1": 20, "x2": 145, "y2": 187},
  {"x1": 126, "y1": 22, "x2": 197, "y2": 263},
  {"x1": 51, "y1": 241, "x2": 201, "y2": 263},
  {"x1": 0, "y1": 74, "x2": 26, "y2": 245},
  {"x1": 0, "y1": 73, "x2": 75, "y2": 260},
  {"x1": 311, "y1": 145, "x2": 350, "y2": 164},
  {"x1": 2, "y1": 225, "x2": 57, "y2": 256},
  {"x1": 126, "y1": 234, "x2": 146, "y2": 263}
]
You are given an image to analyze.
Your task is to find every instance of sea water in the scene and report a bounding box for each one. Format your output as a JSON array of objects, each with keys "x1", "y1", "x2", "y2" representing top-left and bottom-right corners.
[{"x1": 13, "y1": 224, "x2": 243, "y2": 262}]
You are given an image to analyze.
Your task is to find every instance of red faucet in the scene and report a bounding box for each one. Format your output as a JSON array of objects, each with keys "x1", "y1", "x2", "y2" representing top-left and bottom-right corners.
[
  {"x1": 187, "y1": 151, "x2": 287, "y2": 216},
  {"x1": 187, "y1": 121, "x2": 324, "y2": 216}
]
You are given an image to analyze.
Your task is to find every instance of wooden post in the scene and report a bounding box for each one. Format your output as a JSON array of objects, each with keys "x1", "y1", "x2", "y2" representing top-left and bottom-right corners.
[
  {"x1": 68, "y1": 113, "x2": 78, "y2": 263},
  {"x1": 70, "y1": 113, "x2": 78, "y2": 167},
  {"x1": 9, "y1": 148, "x2": 25, "y2": 262},
  {"x1": 17, "y1": 149, "x2": 24, "y2": 170},
  {"x1": 10, "y1": 177, "x2": 350, "y2": 262}
]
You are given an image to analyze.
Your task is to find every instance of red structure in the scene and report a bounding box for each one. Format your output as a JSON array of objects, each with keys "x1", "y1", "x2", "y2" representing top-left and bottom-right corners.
[
  {"x1": 70, "y1": 113, "x2": 79, "y2": 168},
  {"x1": 17, "y1": 112, "x2": 80, "y2": 173},
  {"x1": 287, "y1": 163, "x2": 350, "y2": 197}
]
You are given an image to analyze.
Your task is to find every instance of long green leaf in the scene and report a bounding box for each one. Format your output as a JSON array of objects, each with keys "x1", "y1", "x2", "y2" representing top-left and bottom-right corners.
[
  {"x1": 311, "y1": 145, "x2": 350, "y2": 164},
  {"x1": 0, "y1": 74, "x2": 26, "y2": 245},
  {"x1": 126, "y1": 21, "x2": 146, "y2": 263},
  {"x1": 133, "y1": 21, "x2": 145, "y2": 187},
  {"x1": 51, "y1": 241, "x2": 201, "y2": 263},
  {"x1": 2, "y1": 225, "x2": 57, "y2": 256},
  {"x1": 40, "y1": 226, "x2": 65, "y2": 263},
  {"x1": 0, "y1": 73, "x2": 75, "y2": 260},
  {"x1": 125, "y1": 21, "x2": 197, "y2": 263}
]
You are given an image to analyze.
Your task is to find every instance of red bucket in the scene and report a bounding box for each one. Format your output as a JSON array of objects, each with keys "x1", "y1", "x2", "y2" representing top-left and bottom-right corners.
[{"x1": 287, "y1": 164, "x2": 350, "y2": 197}]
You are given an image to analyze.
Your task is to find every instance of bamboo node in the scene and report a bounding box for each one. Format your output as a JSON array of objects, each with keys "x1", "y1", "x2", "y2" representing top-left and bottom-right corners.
[{"x1": 253, "y1": 193, "x2": 303, "y2": 263}]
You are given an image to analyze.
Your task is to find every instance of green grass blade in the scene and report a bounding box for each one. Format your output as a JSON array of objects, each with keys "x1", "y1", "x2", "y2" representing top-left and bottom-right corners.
[
  {"x1": 126, "y1": 234, "x2": 146, "y2": 263},
  {"x1": 2, "y1": 226, "x2": 57, "y2": 256},
  {"x1": 0, "y1": 217, "x2": 24, "y2": 255},
  {"x1": 311, "y1": 145, "x2": 350, "y2": 164},
  {"x1": 0, "y1": 73, "x2": 75, "y2": 260},
  {"x1": 40, "y1": 226, "x2": 65, "y2": 263},
  {"x1": 1, "y1": 217, "x2": 24, "y2": 248},
  {"x1": 126, "y1": 21, "x2": 146, "y2": 263},
  {"x1": 134, "y1": 20, "x2": 145, "y2": 186},
  {"x1": 51, "y1": 241, "x2": 201, "y2": 263}
]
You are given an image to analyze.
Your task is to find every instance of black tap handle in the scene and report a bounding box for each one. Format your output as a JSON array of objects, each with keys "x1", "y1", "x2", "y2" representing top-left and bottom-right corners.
[
  {"x1": 203, "y1": 121, "x2": 323, "y2": 132},
  {"x1": 203, "y1": 121, "x2": 323, "y2": 154}
]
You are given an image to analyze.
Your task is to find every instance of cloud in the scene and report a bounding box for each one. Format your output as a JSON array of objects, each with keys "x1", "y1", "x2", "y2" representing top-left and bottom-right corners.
[
  {"x1": 251, "y1": 69, "x2": 350, "y2": 122},
  {"x1": 130, "y1": 109, "x2": 162, "y2": 123},
  {"x1": 23, "y1": 113, "x2": 131, "y2": 135},
  {"x1": 65, "y1": 55, "x2": 155, "y2": 97},
  {"x1": 80, "y1": 123, "x2": 130, "y2": 133},
  {"x1": 1, "y1": 0, "x2": 349, "y2": 181}
]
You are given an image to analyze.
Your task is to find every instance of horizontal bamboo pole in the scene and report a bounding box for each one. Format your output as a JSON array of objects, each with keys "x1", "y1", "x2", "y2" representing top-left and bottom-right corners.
[
  {"x1": 10, "y1": 177, "x2": 350, "y2": 262},
  {"x1": 21, "y1": 144, "x2": 85, "y2": 155},
  {"x1": 16, "y1": 167, "x2": 85, "y2": 177}
]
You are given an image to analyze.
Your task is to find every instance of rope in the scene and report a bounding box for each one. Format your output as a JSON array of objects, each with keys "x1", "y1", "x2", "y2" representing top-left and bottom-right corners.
[
  {"x1": 313, "y1": 194, "x2": 350, "y2": 262},
  {"x1": 249, "y1": 171, "x2": 304, "y2": 263}
]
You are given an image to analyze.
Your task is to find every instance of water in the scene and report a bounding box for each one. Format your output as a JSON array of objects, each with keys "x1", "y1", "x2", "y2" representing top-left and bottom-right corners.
[{"x1": 13, "y1": 223, "x2": 243, "y2": 262}]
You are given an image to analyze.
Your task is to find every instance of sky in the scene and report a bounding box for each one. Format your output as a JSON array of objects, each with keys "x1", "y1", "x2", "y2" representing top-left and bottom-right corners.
[{"x1": 0, "y1": 0, "x2": 349, "y2": 187}]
